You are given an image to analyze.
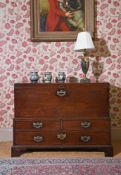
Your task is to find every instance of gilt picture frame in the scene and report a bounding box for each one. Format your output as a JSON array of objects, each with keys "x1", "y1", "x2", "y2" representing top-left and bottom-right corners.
[{"x1": 30, "y1": 0, "x2": 94, "y2": 42}]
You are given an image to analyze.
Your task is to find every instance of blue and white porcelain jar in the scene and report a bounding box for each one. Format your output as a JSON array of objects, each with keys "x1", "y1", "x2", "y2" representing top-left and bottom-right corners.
[
  {"x1": 56, "y1": 72, "x2": 66, "y2": 83},
  {"x1": 29, "y1": 72, "x2": 39, "y2": 83},
  {"x1": 43, "y1": 72, "x2": 52, "y2": 83}
]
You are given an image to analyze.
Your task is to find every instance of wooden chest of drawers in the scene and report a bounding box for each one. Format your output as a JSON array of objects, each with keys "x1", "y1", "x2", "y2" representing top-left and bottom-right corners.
[{"x1": 11, "y1": 83, "x2": 113, "y2": 157}]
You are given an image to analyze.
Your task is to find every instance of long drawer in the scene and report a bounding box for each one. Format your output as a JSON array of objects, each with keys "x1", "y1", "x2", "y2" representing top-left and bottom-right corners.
[{"x1": 14, "y1": 131, "x2": 110, "y2": 145}]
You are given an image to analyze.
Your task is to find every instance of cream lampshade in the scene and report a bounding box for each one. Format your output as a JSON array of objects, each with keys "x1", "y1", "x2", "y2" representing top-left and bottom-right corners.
[{"x1": 74, "y1": 31, "x2": 95, "y2": 82}]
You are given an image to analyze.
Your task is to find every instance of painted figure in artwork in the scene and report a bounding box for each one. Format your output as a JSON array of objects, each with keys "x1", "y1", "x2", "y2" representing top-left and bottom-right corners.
[
  {"x1": 46, "y1": 0, "x2": 73, "y2": 31},
  {"x1": 39, "y1": 0, "x2": 49, "y2": 31},
  {"x1": 59, "y1": 0, "x2": 84, "y2": 31},
  {"x1": 40, "y1": 0, "x2": 84, "y2": 32}
]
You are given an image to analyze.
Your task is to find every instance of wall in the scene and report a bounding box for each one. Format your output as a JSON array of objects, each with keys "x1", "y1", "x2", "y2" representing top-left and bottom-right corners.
[{"x1": 0, "y1": 0, "x2": 121, "y2": 130}]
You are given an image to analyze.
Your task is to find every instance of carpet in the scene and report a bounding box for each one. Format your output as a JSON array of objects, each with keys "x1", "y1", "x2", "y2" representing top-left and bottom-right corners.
[{"x1": 0, "y1": 158, "x2": 121, "y2": 175}]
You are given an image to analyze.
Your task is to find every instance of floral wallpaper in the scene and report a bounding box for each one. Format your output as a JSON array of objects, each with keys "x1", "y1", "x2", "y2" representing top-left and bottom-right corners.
[{"x1": 0, "y1": 0, "x2": 121, "y2": 128}]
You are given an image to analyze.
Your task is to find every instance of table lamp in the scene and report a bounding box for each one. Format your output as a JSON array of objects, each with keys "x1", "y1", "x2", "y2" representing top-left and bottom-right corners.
[{"x1": 74, "y1": 31, "x2": 95, "y2": 82}]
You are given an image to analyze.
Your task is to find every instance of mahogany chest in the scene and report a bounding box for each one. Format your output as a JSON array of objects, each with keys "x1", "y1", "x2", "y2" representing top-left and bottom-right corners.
[{"x1": 11, "y1": 83, "x2": 113, "y2": 157}]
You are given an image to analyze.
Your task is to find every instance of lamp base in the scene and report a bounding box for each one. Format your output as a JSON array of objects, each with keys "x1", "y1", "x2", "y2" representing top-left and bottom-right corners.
[{"x1": 80, "y1": 78, "x2": 90, "y2": 83}]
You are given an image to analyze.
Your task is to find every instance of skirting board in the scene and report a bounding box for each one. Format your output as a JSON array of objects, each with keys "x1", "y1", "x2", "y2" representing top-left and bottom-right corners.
[
  {"x1": 0, "y1": 128, "x2": 121, "y2": 141},
  {"x1": 0, "y1": 128, "x2": 13, "y2": 141}
]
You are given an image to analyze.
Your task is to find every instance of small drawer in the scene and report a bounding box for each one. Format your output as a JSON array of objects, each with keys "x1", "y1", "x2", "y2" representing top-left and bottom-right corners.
[
  {"x1": 63, "y1": 119, "x2": 110, "y2": 131},
  {"x1": 14, "y1": 119, "x2": 60, "y2": 130}
]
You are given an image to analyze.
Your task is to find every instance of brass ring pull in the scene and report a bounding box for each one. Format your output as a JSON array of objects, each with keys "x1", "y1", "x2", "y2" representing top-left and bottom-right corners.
[
  {"x1": 33, "y1": 122, "x2": 43, "y2": 129},
  {"x1": 80, "y1": 121, "x2": 91, "y2": 128},
  {"x1": 33, "y1": 136, "x2": 43, "y2": 143},
  {"x1": 57, "y1": 133, "x2": 67, "y2": 140},
  {"x1": 57, "y1": 89, "x2": 66, "y2": 97},
  {"x1": 81, "y1": 136, "x2": 91, "y2": 142}
]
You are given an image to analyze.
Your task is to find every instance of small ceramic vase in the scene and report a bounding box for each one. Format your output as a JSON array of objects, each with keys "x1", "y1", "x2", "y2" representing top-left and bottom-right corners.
[
  {"x1": 56, "y1": 72, "x2": 66, "y2": 83},
  {"x1": 29, "y1": 72, "x2": 39, "y2": 83},
  {"x1": 43, "y1": 72, "x2": 52, "y2": 83}
]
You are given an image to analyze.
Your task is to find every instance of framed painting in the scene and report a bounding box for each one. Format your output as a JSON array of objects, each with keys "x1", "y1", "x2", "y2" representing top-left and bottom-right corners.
[{"x1": 30, "y1": 0, "x2": 94, "y2": 42}]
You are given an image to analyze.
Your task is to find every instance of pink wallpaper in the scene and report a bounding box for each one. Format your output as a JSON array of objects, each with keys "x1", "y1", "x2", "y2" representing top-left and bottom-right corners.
[{"x1": 0, "y1": 0, "x2": 121, "y2": 128}]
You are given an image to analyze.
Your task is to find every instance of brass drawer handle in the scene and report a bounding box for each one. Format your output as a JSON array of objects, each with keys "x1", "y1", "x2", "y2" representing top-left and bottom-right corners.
[
  {"x1": 57, "y1": 133, "x2": 67, "y2": 140},
  {"x1": 80, "y1": 121, "x2": 91, "y2": 128},
  {"x1": 33, "y1": 122, "x2": 43, "y2": 129},
  {"x1": 81, "y1": 136, "x2": 91, "y2": 142},
  {"x1": 57, "y1": 89, "x2": 66, "y2": 97},
  {"x1": 33, "y1": 136, "x2": 43, "y2": 143}
]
